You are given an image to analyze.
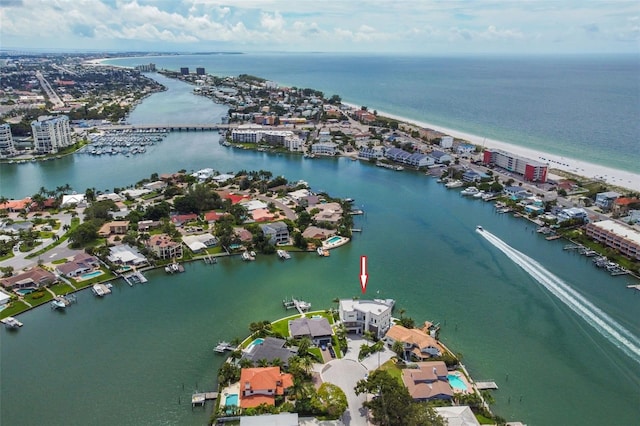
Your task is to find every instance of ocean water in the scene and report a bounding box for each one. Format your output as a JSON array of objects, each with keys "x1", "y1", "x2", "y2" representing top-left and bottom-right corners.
[
  {"x1": 104, "y1": 53, "x2": 640, "y2": 174},
  {"x1": 1, "y1": 66, "x2": 639, "y2": 426}
]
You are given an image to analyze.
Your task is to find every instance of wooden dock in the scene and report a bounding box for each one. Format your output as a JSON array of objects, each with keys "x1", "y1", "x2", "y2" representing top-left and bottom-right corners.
[
  {"x1": 192, "y1": 391, "x2": 218, "y2": 407},
  {"x1": 123, "y1": 271, "x2": 147, "y2": 286},
  {"x1": 283, "y1": 297, "x2": 311, "y2": 315},
  {"x1": 476, "y1": 381, "x2": 499, "y2": 390}
]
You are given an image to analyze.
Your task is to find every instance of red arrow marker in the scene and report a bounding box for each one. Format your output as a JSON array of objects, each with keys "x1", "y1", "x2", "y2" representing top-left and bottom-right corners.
[{"x1": 359, "y1": 255, "x2": 369, "y2": 294}]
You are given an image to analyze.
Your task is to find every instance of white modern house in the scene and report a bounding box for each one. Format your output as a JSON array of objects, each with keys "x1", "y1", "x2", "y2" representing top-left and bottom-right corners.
[{"x1": 339, "y1": 299, "x2": 393, "y2": 339}]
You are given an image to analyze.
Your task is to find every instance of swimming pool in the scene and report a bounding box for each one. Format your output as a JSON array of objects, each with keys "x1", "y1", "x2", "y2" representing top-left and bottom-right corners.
[
  {"x1": 225, "y1": 394, "x2": 238, "y2": 406},
  {"x1": 81, "y1": 270, "x2": 104, "y2": 280},
  {"x1": 447, "y1": 373, "x2": 468, "y2": 392},
  {"x1": 246, "y1": 338, "x2": 264, "y2": 352},
  {"x1": 326, "y1": 236, "x2": 342, "y2": 245},
  {"x1": 15, "y1": 289, "x2": 34, "y2": 295}
]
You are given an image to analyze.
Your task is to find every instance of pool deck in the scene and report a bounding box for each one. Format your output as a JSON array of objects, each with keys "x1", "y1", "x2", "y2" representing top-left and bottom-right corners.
[{"x1": 322, "y1": 236, "x2": 350, "y2": 250}]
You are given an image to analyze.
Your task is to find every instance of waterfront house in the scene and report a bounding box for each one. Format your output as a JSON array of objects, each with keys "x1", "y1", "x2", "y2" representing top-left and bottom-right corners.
[
  {"x1": 239, "y1": 367, "x2": 294, "y2": 408},
  {"x1": 384, "y1": 147, "x2": 412, "y2": 163},
  {"x1": 434, "y1": 406, "x2": 481, "y2": 426},
  {"x1": 503, "y1": 186, "x2": 530, "y2": 200},
  {"x1": 142, "y1": 180, "x2": 167, "y2": 191},
  {"x1": 260, "y1": 222, "x2": 289, "y2": 245},
  {"x1": 339, "y1": 299, "x2": 393, "y2": 339},
  {"x1": 107, "y1": 244, "x2": 147, "y2": 266},
  {"x1": 406, "y1": 153, "x2": 434, "y2": 168},
  {"x1": 358, "y1": 146, "x2": 384, "y2": 160},
  {"x1": 455, "y1": 143, "x2": 476, "y2": 155},
  {"x1": 557, "y1": 207, "x2": 588, "y2": 223},
  {"x1": 301, "y1": 226, "x2": 336, "y2": 240},
  {"x1": 384, "y1": 324, "x2": 443, "y2": 360},
  {"x1": 429, "y1": 150, "x2": 453, "y2": 164},
  {"x1": 0, "y1": 198, "x2": 32, "y2": 213},
  {"x1": 146, "y1": 234, "x2": 183, "y2": 259},
  {"x1": 402, "y1": 361, "x2": 453, "y2": 401},
  {"x1": 238, "y1": 413, "x2": 298, "y2": 426},
  {"x1": 55, "y1": 253, "x2": 100, "y2": 278},
  {"x1": 288, "y1": 317, "x2": 333, "y2": 346},
  {"x1": 311, "y1": 141, "x2": 338, "y2": 156},
  {"x1": 1, "y1": 267, "x2": 57, "y2": 292},
  {"x1": 182, "y1": 233, "x2": 217, "y2": 253},
  {"x1": 462, "y1": 170, "x2": 483, "y2": 183},
  {"x1": 60, "y1": 194, "x2": 87, "y2": 208},
  {"x1": 594, "y1": 191, "x2": 621, "y2": 211},
  {"x1": 311, "y1": 202, "x2": 343, "y2": 225},
  {"x1": 241, "y1": 337, "x2": 296, "y2": 367}
]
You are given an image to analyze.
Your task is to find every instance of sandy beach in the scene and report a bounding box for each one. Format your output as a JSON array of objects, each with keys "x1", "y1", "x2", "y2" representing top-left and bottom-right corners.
[{"x1": 344, "y1": 102, "x2": 640, "y2": 193}]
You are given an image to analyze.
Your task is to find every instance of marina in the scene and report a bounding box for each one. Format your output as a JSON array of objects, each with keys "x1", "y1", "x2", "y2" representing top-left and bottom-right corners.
[{"x1": 78, "y1": 129, "x2": 168, "y2": 157}]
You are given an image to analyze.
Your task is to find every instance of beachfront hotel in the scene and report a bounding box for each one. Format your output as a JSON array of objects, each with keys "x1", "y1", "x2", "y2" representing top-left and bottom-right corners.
[
  {"x1": 31, "y1": 115, "x2": 73, "y2": 154},
  {"x1": 339, "y1": 299, "x2": 393, "y2": 339},
  {"x1": 585, "y1": 220, "x2": 640, "y2": 261},
  {"x1": 483, "y1": 148, "x2": 548, "y2": 182}
]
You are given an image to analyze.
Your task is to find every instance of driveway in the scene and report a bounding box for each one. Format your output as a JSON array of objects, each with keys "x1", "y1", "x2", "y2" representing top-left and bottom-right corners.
[{"x1": 318, "y1": 336, "x2": 397, "y2": 426}]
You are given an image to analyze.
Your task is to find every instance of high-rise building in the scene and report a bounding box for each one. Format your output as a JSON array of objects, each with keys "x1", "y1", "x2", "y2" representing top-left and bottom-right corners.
[
  {"x1": 0, "y1": 123, "x2": 17, "y2": 158},
  {"x1": 180, "y1": 67, "x2": 189, "y2": 75},
  {"x1": 31, "y1": 115, "x2": 73, "y2": 154},
  {"x1": 196, "y1": 67, "x2": 205, "y2": 75},
  {"x1": 483, "y1": 148, "x2": 548, "y2": 182}
]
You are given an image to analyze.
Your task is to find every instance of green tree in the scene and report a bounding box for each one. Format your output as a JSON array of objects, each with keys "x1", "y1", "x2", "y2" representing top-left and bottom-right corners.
[
  {"x1": 68, "y1": 222, "x2": 99, "y2": 247},
  {"x1": 355, "y1": 370, "x2": 414, "y2": 426},
  {"x1": 314, "y1": 382, "x2": 348, "y2": 419}
]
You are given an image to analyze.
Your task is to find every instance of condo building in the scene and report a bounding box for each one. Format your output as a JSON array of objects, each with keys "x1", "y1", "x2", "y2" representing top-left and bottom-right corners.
[
  {"x1": 31, "y1": 115, "x2": 72, "y2": 154},
  {"x1": 0, "y1": 123, "x2": 16, "y2": 158},
  {"x1": 483, "y1": 148, "x2": 548, "y2": 182}
]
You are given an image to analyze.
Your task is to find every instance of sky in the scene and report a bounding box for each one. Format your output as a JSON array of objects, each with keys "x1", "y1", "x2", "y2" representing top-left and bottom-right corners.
[{"x1": 1, "y1": 0, "x2": 639, "y2": 54}]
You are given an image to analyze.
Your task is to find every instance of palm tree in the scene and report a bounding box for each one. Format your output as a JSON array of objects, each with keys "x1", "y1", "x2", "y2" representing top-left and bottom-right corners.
[
  {"x1": 239, "y1": 358, "x2": 254, "y2": 368},
  {"x1": 257, "y1": 358, "x2": 269, "y2": 367}
]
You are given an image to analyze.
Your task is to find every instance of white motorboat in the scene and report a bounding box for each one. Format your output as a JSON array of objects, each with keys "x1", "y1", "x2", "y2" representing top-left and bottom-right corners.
[
  {"x1": 445, "y1": 180, "x2": 464, "y2": 188},
  {"x1": 277, "y1": 249, "x2": 291, "y2": 260},
  {"x1": 461, "y1": 187, "x2": 480, "y2": 196}
]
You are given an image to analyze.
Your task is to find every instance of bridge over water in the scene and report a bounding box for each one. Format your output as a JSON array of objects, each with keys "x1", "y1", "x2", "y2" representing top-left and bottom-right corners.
[{"x1": 96, "y1": 124, "x2": 231, "y2": 132}]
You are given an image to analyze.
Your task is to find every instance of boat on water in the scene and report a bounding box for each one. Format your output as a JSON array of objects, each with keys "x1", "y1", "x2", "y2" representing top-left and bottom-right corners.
[
  {"x1": 242, "y1": 251, "x2": 256, "y2": 261},
  {"x1": 473, "y1": 190, "x2": 486, "y2": 198},
  {"x1": 461, "y1": 187, "x2": 480, "y2": 196},
  {"x1": 317, "y1": 247, "x2": 330, "y2": 257},
  {"x1": 165, "y1": 262, "x2": 184, "y2": 273},
  {"x1": 1, "y1": 316, "x2": 23, "y2": 328},
  {"x1": 277, "y1": 249, "x2": 291, "y2": 260},
  {"x1": 445, "y1": 180, "x2": 464, "y2": 188},
  {"x1": 477, "y1": 225, "x2": 484, "y2": 232},
  {"x1": 50, "y1": 298, "x2": 67, "y2": 310}
]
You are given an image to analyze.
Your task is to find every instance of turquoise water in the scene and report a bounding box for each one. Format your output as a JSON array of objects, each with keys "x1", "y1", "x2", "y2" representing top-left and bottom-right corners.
[
  {"x1": 103, "y1": 53, "x2": 640, "y2": 174},
  {"x1": 326, "y1": 236, "x2": 342, "y2": 244},
  {"x1": 246, "y1": 338, "x2": 264, "y2": 351},
  {"x1": 1, "y1": 67, "x2": 639, "y2": 426},
  {"x1": 447, "y1": 374, "x2": 468, "y2": 392},
  {"x1": 81, "y1": 271, "x2": 103, "y2": 279},
  {"x1": 15, "y1": 289, "x2": 34, "y2": 295},
  {"x1": 225, "y1": 394, "x2": 238, "y2": 406}
]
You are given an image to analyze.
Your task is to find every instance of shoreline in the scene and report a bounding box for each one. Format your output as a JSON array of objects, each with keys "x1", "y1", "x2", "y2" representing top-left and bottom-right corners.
[
  {"x1": 342, "y1": 102, "x2": 640, "y2": 192},
  {"x1": 89, "y1": 55, "x2": 639, "y2": 192}
]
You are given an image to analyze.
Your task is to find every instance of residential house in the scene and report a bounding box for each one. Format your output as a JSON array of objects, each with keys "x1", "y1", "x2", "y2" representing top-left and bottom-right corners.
[
  {"x1": 137, "y1": 220, "x2": 161, "y2": 232},
  {"x1": 557, "y1": 207, "x2": 588, "y2": 223},
  {"x1": 384, "y1": 324, "x2": 443, "y2": 360},
  {"x1": 146, "y1": 234, "x2": 183, "y2": 259},
  {"x1": 594, "y1": 191, "x2": 621, "y2": 211},
  {"x1": 170, "y1": 213, "x2": 198, "y2": 227},
  {"x1": 311, "y1": 142, "x2": 338, "y2": 155},
  {"x1": 239, "y1": 367, "x2": 294, "y2": 408},
  {"x1": 241, "y1": 337, "x2": 296, "y2": 367},
  {"x1": 339, "y1": 299, "x2": 393, "y2": 339},
  {"x1": 402, "y1": 361, "x2": 454, "y2": 401},
  {"x1": 182, "y1": 233, "x2": 217, "y2": 253},
  {"x1": 503, "y1": 186, "x2": 530, "y2": 200},
  {"x1": 107, "y1": 244, "x2": 148, "y2": 266},
  {"x1": 288, "y1": 317, "x2": 333, "y2": 346},
  {"x1": 55, "y1": 253, "x2": 100, "y2": 278},
  {"x1": 1, "y1": 267, "x2": 57, "y2": 291},
  {"x1": 439, "y1": 136, "x2": 453, "y2": 149},
  {"x1": 429, "y1": 150, "x2": 452, "y2": 164},
  {"x1": 455, "y1": 143, "x2": 476, "y2": 155},
  {"x1": 60, "y1": 194, "x2": 87, "y2": 208},
  {"x1": 358, "y1": 146, "x2": 384, "y2": 160},
  {"x1": 260, "y1": 222, "x2": 289, "y2": 245},
  {"x1": 98, "y1": 220, "x2": 130, "y2": 237},
  {"x1": 239, "y1": 413, "x2": 298, "y2": 426},
  {"x1": 311, "y1": 202, "x2": 343, "y2": 225},
  {"x1": 434, "y1": 406, "x2": 481, "y2": 426},
  {"x1": 612, "y1": 197, "x2": 640, "y2": 217}
]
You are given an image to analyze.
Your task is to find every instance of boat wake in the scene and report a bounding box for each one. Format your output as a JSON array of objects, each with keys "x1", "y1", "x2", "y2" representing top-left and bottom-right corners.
[{"x1": 477, "y1": 228, "x2": 640, "y2": 365}]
